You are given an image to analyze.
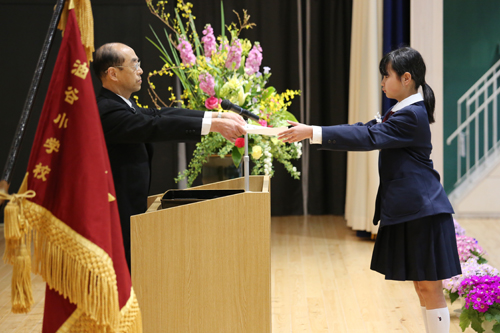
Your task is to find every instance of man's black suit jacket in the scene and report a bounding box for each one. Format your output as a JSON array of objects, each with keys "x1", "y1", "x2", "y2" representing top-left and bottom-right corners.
[{"x1": 97, "y1": 87, "x2": 204, "y2": 270}]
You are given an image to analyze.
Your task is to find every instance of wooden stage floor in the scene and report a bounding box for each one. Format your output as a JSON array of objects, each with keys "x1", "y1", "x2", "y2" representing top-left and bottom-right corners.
[{"x1": 0, "y1": 216, "x2": 498, "y2": 332}]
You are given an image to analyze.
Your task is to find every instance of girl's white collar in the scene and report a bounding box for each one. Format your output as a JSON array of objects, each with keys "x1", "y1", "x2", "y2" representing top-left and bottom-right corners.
[{"x1": 392, "y1": 92, "x2": 424, "y2": 112}]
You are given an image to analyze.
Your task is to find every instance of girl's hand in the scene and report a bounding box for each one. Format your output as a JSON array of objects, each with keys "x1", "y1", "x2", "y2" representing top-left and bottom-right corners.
[{"x1": 278, "y1": 120, "x2": 313, "y2": 143}]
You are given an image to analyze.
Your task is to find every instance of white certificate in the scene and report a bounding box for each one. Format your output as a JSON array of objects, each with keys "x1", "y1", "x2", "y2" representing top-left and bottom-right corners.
[{"x1": 244, "y1": 124, "x2": 288, "y2": 136}]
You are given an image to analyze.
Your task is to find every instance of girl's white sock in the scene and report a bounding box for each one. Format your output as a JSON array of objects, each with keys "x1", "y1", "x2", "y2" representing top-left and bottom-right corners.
[
  {"x1": 421, "y1": 306, "x2": 429, "y2": 332},
  {"x1": 426, "y1": 307, "x2": 450, "y2": 333}
]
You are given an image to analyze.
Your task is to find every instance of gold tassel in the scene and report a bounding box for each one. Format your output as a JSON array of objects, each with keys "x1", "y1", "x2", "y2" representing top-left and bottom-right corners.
[
  {"x1": 11, "y1": 243, "x2": 34, "y2": 313},
  {"x1": 1, "y1": 187, "x2": 35, "y2": 264},
  {"x1": 4, "y1": 200, "x2": 21, "y2": 240},
  {"x1": 58, "y1": 0, "x2": 95, "y2": 62}
]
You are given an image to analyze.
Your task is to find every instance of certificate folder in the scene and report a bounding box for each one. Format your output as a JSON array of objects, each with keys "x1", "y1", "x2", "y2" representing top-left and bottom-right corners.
[{"x1": 160, "y1": 189, "x2": 244, "y2": 209}]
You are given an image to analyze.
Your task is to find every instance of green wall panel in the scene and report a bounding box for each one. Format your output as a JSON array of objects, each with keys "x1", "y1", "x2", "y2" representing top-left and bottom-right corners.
[{"x1": 443, "y1": 0, "x2": 500, "y2": 192}]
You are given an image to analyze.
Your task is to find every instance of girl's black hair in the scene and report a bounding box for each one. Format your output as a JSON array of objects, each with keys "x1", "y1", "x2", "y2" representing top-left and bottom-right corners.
[{"x1": 379, "y1": 47, "x2": 435, "y2": 124}]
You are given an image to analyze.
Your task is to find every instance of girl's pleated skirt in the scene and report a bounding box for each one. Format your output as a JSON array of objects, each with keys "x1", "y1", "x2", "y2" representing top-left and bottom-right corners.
[{"x1": 370, "y1": 213, "x2": 462, "y2": 281}]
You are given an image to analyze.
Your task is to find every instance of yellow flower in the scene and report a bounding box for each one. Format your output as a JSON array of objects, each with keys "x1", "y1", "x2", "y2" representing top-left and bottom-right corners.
[
  {"x1": 237, "y1": 87, "x2": 248, "y2": 106},
  {"x1": 252, "y1": 145, "x2": 263, "y2": 159},
  {"x1": 241, "y1": 39, "x2": 252, "y2": 54}
]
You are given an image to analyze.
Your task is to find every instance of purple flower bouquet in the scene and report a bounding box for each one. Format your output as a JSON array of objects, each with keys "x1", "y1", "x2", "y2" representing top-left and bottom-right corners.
[
  {"x1": 457, "y1": 275, "x2": 500, "y2": 332},
  {"x1": 442, "y1": 258, "x2": 498, "y2": 304}
]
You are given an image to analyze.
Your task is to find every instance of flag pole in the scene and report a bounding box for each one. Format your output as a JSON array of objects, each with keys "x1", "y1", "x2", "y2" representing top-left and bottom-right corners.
[{"x1": 0, "y1": 0, "x2": 66, "y2": 203}]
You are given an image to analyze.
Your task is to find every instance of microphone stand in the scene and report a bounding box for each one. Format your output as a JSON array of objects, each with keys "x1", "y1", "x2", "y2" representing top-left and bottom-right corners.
[{"x1": 243, "y1": 118, "x2": 249, "y2": 192}]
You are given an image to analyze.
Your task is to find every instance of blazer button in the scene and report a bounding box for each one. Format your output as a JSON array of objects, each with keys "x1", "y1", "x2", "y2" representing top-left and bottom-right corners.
[{"x1": 332, "y1": 140, "x2": 336, "y2": 144}]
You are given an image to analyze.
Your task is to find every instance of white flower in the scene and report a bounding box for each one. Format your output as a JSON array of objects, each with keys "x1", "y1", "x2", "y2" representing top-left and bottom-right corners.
[
  {"x1": 292, "y1": 167, "x2": 297, "y2": 172},
  {"x1": 375, "y1": 112, "x2": 382, "y2": 124},
  {"x1": 263, "y1": 66, "x2": 271, "y2": 74}
]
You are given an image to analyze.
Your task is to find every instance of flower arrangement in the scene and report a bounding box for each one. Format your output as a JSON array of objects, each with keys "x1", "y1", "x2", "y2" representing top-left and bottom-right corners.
[
  {"x1": 443, "y1": 258, "x2": 498, "y2": 304},
  {"x1": 456, "y1": 235, "x2": 488, "y2": 264},
  {"x1": 441, "y1": 219, "x2": 500, "y2": 333},
  {"x1": 145, "y1": 0, "x2": 302, "y2": 186},
  {"x1": 457, "y1": 275, "x2": 500, "y2": 333}
]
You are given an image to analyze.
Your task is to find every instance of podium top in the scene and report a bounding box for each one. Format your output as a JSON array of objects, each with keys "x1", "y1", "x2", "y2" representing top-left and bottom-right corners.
[{"x1": 146, "y1": 176, "x2": 269, "y2": 213}]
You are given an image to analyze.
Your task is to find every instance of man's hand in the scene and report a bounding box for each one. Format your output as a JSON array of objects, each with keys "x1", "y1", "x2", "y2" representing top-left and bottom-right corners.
[
  {"x1": 211, "y1": 118, "x2": 247, "y2": 143},
  {"x1": 222, "y1": 112, "x2": 247, "y2": 126},
  {"x1": 212, "y1": 111, "x2": 247, "y2": 127},
  {"x1": 278, "y1": 120, "x2": 313, "y2": 143}
]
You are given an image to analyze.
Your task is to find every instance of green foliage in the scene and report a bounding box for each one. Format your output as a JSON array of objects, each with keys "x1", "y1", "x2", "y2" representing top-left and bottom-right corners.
[{"x1": 450, "y1": 291, "x2": 460, "y2": 304}]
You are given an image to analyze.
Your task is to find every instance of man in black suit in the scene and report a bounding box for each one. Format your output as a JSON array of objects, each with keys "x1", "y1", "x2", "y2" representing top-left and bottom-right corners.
[{"x1": 93, "y1": 43, "x2": 246, "y2": 270}]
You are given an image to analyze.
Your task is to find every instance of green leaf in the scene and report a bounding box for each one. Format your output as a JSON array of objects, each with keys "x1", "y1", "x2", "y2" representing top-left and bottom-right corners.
[
  {"x1": 189, "y1": 14, "x2": 202, "y2": 58},
  {"x1": 449, "y1": 292, "x2": 460, "y2": 304},
  {"x1": 245, "y1": 80, "x2": 253, "y2": 93},
  {"x1": 492, "y1": 322, "x2": 500, "y2": 333},
  {"x1": 486, "y1": 308, "x2": 500, "y2": 322},
  {"x1": 282, "y1": 110, "x2": 298, "y2": 122},
  {"x1": 459, "y1": 308, "x2": 472, "y2": 332},
  {"x1": 165, "y1": 29, "x2": 181, "y2": 66},
  {"x1": 262, "y1": 86, "x2": 276, "y2": 100},
  {"x1": 148, "y1": 26, "x2": 169, "y2": 57},
  {"x1": 206, "y1": 62, "x2": 223, "y2": 75},
  {"x1": 231, "y1": 146, "x2": 242, "y2": 167},
  {"x1": 470, "y1": 310, "x2": 485, "y2": 333},
  {"x1": 478, "y1": 257, "x2": 488, "y2": 264},
  {"x1": 236, "y1": 56, "x2": 246, "y2": 75},
  {"x1": 214, "y1": 76, "x2": 224, "y2": 97},
  {"x1": 174, "y1": 9, "x2": 187, "y2": 37},
  {"x1": 220, "y1": 1, "x2": 225, "y2": 42}
]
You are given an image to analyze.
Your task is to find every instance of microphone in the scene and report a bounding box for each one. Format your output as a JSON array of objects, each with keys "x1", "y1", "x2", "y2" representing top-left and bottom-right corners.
[{"x1": 220, "y1": 99, "x2": 260, "y2": 121}]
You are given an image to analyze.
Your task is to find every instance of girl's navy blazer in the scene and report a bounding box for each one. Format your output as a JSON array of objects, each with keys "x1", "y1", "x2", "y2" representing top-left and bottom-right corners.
[{"x1": 320, "y1": 101, "x2": 454, "y2": 227}]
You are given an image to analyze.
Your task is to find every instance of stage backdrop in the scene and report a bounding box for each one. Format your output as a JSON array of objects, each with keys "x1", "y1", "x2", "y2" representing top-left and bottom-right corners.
[{"x1": 0, "y1": 0, "x2": 352, "y2": 218}]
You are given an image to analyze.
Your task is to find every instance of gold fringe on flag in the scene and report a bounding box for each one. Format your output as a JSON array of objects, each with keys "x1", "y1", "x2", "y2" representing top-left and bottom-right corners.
[
  {"x1": 25, "y1": 200, "x2": 121, "y2": 330},
  {"x1": 1, "y1": 176, "x2": 136, "y2": 330},
  {"x1": 57, "y1": 288, "x2": 143, "y2": 333},
  {"x1": 57, "y1": 0, "x2": 95, "y2": 62}
]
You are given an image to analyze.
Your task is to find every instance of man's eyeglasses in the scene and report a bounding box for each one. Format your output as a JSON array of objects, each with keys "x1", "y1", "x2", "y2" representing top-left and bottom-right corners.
[{"x1": 114, "y1": 61, "x2": 141, "y2": 72}]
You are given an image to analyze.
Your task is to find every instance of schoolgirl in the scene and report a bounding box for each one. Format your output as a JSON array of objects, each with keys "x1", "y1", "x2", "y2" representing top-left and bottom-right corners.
[{"x1": 278, "y1": 47, "x2": 461, "y2": 333}]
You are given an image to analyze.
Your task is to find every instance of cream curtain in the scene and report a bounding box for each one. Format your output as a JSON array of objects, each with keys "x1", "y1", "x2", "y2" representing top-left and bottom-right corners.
[{"x1": 344, "y1": 0, "x2": 383, "y2": 234}]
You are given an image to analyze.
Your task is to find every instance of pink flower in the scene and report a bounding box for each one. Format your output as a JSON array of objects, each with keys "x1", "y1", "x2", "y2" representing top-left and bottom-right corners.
[
  {"x1": 456, "y1": 235, "x2": 486, "y2": 263},
  {"x1": 234, "y1": 137, "x2": 245, "y2": 148},
  {"x1": 258, "y1": 119, "x2": 267, "y2": 127},
  {"x1": 204, "y1": 96, "x2": 220, "y2": 110},
  {"x1": 225, "y1": 40, "x2": 242, "y2": 70},
  {"x1": 176, "y1": 36, "x2": 196, "y2": 66},
  {"x1": 201, "y1": 24, "x2": 216, "y2": 57},
  {"x1": 245, "y1": 43, "x2": 263, "y2": 75},
  {"x1": 199, "y1": 72, "x2": 215, "y2": 96}
]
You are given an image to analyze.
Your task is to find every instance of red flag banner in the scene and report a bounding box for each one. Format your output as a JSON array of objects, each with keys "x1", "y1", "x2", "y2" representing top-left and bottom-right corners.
[{"x1": 2, "y1": 2, "x2": 142, "y2": 332}]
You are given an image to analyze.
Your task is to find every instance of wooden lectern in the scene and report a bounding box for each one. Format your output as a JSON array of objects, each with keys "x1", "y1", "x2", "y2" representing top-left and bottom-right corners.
[{"x1": 131, "y1": 176, "x2": 271, "y2": 332}]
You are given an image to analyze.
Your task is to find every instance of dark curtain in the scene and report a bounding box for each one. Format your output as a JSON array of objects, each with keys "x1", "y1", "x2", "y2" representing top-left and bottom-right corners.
[
  {"x1": 0, "y1": 0, "x2": 352, "y2": 219},
  {"x1": 305, "y1": 0, "x2": 353, "y2": 215},
  {"x1": 382, "y1": 0, "x2": 410, "y2": 112}
]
